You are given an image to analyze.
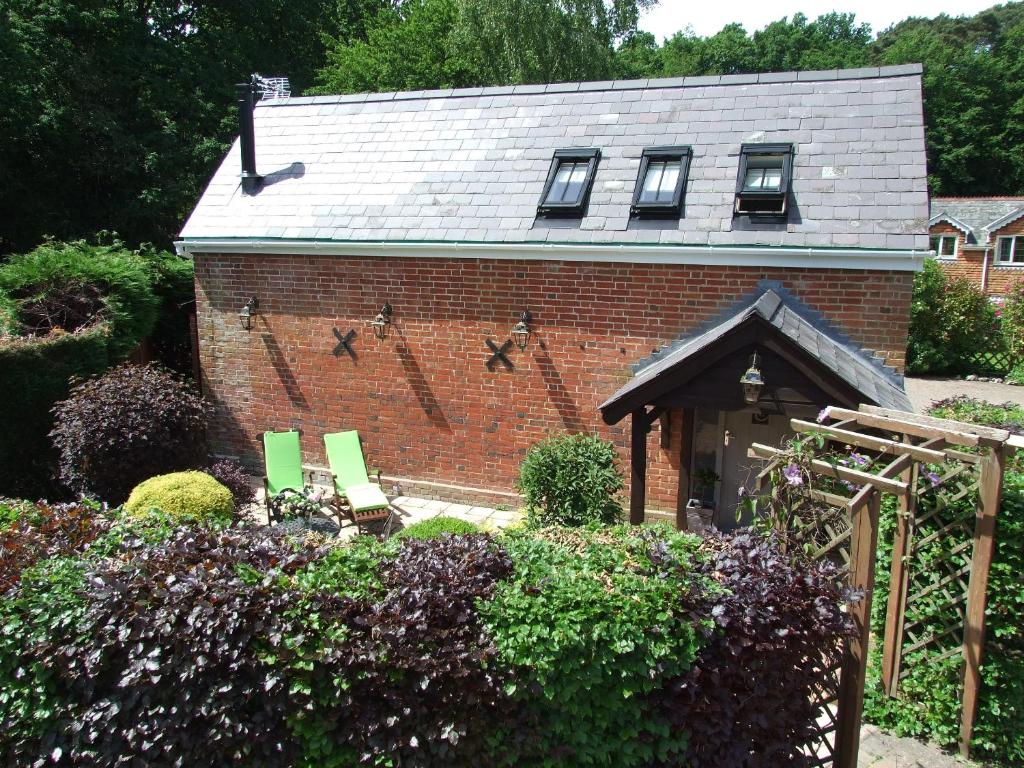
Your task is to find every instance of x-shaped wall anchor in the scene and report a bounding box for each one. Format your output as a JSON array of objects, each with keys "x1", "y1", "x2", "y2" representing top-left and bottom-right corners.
[
  {"x1": 332, "y1": 328, "x2": 357, "y2": 358},
  {"x1": 485, "y1": 338, "x2": 514, "y2": 371}
]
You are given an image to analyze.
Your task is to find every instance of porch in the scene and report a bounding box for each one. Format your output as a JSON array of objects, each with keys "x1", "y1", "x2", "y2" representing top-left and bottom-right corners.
[{"x1": 599, "y1": 287, "x2": 913, "y2": 529}]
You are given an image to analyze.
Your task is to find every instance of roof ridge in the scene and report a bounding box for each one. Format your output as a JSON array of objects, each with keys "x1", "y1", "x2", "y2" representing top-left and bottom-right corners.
[{"x1": 261, "y1": 64, "x2": 923, "y2": 108}]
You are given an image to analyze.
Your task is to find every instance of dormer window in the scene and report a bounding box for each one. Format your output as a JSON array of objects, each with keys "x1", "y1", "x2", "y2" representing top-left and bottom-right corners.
[
  {"x1": 631, "y1": 146, "x2": 692, "y2": 217},
  {"x1": 734, "y1": 144, "x2": 793, "y2": 216},
  {"x1": 537, "y1": 148, "x2": 600, "y2": 217},
  {"x1": 930, "y1": 234, "x2": 957, "y2": 259}
]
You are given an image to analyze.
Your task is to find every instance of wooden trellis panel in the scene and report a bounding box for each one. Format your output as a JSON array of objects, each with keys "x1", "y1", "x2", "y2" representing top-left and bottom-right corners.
[{"x1": 749, "y1": 405, "x2": 1012, "y2": 766}]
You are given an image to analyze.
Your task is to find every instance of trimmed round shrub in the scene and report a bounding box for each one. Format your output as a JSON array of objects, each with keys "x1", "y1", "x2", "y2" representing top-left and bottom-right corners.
[
  {"x1": 124, "y1": 471, "x2": 233, "y2": 525},
  {"x1": 517, "y1": 433, "x2": 623, "y2": 527},
  {"x1": 50, "y1": 363, "x2": 209, "y2": 503},
  {"x1": 396, "y1": 515, "x2": 480, "y2": 539}
]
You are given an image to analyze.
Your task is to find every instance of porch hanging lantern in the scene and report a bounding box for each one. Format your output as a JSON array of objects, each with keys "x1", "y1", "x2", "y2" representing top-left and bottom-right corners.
[
  {"x1": 239, "y1": 297, "x2": 259, "y2": 331},
  {"x1": 371, "y1": 303, "x2": 393, "y2": 340},
  {"x1": 739, "y1": 351, "x2": 764, "y2": 404},
  {"x1": 511, "y1": 310, "x2": 532, "y2": 351}
]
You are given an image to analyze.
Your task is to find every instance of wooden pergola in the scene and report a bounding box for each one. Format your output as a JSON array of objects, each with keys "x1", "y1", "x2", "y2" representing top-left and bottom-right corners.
[{"x1": 747, "y1": 404, "x2": 1016, "y2": 767}]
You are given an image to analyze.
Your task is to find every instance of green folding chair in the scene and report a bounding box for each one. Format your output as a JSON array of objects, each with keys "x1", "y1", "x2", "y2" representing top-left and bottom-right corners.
[
  {"x1": 324, "y1": 430, "x2": 394, "y2": 534},
  {"x1": 262, "y1": 430, "x2": 307, "y2": 522}
]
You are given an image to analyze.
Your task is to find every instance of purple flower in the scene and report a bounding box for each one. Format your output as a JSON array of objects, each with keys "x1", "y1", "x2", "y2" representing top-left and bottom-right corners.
[
  {"x1": 925, "y1": 471, "x2": 942, "y2": 488},
  {"x1": 783, "y1": 464, "x2": 803, "y2": 486},
  {"x1": 817, "y1": 407, "x2": 831, "y2": 424},
  {"x1": 849, "y1": 452, "x2": 869, "y2": 467}
]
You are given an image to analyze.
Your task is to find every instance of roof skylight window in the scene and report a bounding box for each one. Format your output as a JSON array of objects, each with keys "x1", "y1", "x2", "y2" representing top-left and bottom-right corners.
[
  {"x1": 734, "y1": 143, "x2": 793, "y2": 216},
  {"x1": 537, "y1": 148, "x2": 600, "y2": 217},
  {"x1": 631, "y1": 146, "x2": 692, "y2": 217}
]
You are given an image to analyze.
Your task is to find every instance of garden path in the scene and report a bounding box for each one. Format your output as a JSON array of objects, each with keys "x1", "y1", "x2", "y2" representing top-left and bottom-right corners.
[
  {"x1": 906, "y1": 376, "x2": 1024, "y2": 411},
  {"x1": 858, "y1": 724, "x2": 983, "y2": 767}
]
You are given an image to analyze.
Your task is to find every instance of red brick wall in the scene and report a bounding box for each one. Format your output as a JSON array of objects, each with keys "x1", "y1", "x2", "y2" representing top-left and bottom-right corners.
[
  {"x1": 932, "y1": 220, "x2": 1024, "y2": 297},
  {"x1": 193, "y1": 254, "x2": 913, "y2": 510}
]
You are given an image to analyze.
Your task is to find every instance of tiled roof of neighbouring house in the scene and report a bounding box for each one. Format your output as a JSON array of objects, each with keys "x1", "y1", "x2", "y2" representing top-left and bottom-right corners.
[
  {"x1": 599, "y1": 283, "x2": 912, "y2": 422},
  {"x1": 180, "y1": 65, "x2": 928, "y2": 251},
  {"x1": 929, "y1": 197, "x2": 1024, "y2": 245}
]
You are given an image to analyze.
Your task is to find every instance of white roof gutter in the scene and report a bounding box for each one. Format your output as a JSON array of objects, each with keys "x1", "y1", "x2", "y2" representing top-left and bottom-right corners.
[{"x1": 174, "y1": 238, "x2": 927, "y2": 272}]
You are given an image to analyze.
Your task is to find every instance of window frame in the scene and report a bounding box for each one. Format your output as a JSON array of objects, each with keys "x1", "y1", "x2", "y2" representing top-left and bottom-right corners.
[
  {"x1": 630, "y1": 146, "x2": 693, "y2": 217},
  {"x1": 929, "y1": 234, "x2": 958, "y2": 260},
  {"x1": 733, "y1": 143, "x2": 794, "y2": 217},
  {"x1": 537, "y1": 147, "x2": 601, "y2": 218},
  {"x1": 996, "y1": 235, "x2": 1024, "y2": 265}
]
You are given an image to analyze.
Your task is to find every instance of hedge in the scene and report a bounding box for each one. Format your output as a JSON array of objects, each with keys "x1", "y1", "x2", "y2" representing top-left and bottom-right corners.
[
  {"x1": 0, "y1": 506, "x2": 855, "y2": 767},
  {"x1": 0, "y1": 241, "x2": 160, "y2": 498},
  {"x1": 863, "y1": 398, "x2": 1024, "y2": 765}
]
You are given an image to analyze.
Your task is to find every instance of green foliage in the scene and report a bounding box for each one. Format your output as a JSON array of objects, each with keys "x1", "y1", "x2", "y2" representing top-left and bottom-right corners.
[
  {"x1": 1001, "y1": 280, "x2": 1024, "y2": 367},
  {"x1": 124, "y1": 471, "x2": 234, "y2": 526},
  {"x1": 0, "y1": 0, "x2": 347, "y2": 253},
  {"x1": 314, "y1": 0, "x2": 654, "y2": 93},
  {"x1": 517, "y1": 433, "x2": 624, "y2": 527},
  {"x1": 395, "y1": 515, "x2": 480, "y2": 539},
  {"x1": 0, "y1": 241, "x2": 165, "y2": 497},
  {"x1": 137, "y1": 246, "x2": 197, "y2": 374},
  {"x1": 906, "y1": 260, "x2": 997, "y2": 375},
  {"x1": 50, "y1": 364, "x2": 209, "y2": 504},
  {"x1": 0, "y1": 500, "x2": 855, "y2": 768},
  {"x1": 481, "y1": 525, "x2": 702, "y2": 766},
  {"x1": 0, "y1": 557, "x2": 88, "y2": 760}
]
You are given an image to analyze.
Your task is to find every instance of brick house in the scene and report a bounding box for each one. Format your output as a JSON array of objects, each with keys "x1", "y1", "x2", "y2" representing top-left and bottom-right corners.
[
  {"x1": 177, "y1": 64, "x2": 928, "y2": 528},
  {"x1": 929, "y1": 197, "x2": 1024, "y2": 297}
]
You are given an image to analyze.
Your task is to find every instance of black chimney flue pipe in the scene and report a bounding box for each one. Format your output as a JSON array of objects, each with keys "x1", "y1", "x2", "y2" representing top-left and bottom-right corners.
[{"x1": 236, "y1": 77, "x2": 263, "y2": 195}]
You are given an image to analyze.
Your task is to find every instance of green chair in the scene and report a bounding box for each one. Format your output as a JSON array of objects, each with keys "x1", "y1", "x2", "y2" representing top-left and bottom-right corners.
[
  {"x1": 324, "y1": 430, "x2": 394, "y2": 533},
  {"x1": 262, "y1": 430, "x2": 307, "y2": 522}
]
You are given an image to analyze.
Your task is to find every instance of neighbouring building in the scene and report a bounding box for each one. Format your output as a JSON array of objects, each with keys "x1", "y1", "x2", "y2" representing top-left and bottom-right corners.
[
  {"x1": 177, "y1": 64, "x2": 928, "y2": 528},
  {"x1": 929, "y1": 196, "x2": 1024, "y2": 298}
]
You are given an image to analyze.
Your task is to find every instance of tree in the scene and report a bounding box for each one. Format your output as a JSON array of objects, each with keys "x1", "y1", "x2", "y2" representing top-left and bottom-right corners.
[
  {"x1": 0, "y1": 0, "x2": 360, "y2": 254},
  {"x1": 315, "y1": 0, "x2": 657, "y2": 93}
]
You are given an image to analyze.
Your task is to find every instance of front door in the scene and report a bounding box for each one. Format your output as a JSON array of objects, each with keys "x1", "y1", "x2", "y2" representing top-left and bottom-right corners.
[{"x1": 716, "y1": 410, "x2": 792, "y2": 529}]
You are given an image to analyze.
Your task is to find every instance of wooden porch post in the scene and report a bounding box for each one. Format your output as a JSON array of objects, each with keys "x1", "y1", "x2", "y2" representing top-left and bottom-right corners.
[
  {"x1": 675, "y1": 408, "x2": 694, "y2": 531},
  {"x1": 630, "y1": 408, "x2": 647, "y2": 525},
  {"x1": 959, "y1": 445, "x2": 1005, "y2": 757},
  {"x1": 834, "y1": 489, "x2": 882, "y2": 768}
]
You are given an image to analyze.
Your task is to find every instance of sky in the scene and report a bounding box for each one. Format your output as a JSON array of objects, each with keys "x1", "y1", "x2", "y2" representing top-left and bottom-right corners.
[{"x1": 638, "y1": 0, "x2": 1002, "y2": 39}]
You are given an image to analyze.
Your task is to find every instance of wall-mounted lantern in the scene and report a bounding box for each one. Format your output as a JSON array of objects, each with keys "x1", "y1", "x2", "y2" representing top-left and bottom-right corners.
[
  {"x1": 239, "y1": 297, "x2": 259, "y2": 331},
  {"x1": 739, "y1": 351, "x2": 765, "y2": 404},
  {"x1": 371, "y1": 303, "x2": 393, "y2": 340},
  {"x1": 511, "y1": 310, "x2": 532, "y2": 351}
]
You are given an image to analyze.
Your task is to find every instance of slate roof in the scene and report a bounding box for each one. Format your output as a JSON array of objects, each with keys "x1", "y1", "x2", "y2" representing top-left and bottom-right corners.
[
  {"x1": 180, "y1": 65, "x2": 928, "y2": 251},
  {"x1": 929, "y1": 197, "x2": 1024, "y2": 245},
  {"x1": 599, "y1": 283, "x2": 912, "y2": 422}
]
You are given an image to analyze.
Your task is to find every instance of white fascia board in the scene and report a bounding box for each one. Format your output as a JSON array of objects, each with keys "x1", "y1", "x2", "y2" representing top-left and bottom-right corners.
[{"x1": 174, "y1": 238, "x2": 926, "y2": 272}]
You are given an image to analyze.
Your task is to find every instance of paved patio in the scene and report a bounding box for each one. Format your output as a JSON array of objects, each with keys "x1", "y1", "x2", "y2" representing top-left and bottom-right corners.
[{"x1": 249, "y1": 480, "x2": 521, "y2": 536}]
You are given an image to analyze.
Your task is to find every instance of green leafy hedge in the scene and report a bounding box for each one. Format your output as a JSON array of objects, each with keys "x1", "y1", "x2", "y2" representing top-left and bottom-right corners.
[
  {"x1": 0, "y1": 506, "x2": 854, "y2": 767},
  {"x1": 0, "y1": 241, "x2": 161, "y2": 497},
  {"x1": 864, "y1": 400, "x2": 1024, "y2": 765},
  {"x1": 906, "y1": 259, "x2": 997, "y2": 375}
]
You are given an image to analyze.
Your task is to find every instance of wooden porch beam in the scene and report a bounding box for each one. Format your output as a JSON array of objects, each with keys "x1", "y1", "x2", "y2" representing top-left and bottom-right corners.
[
  {"x1": 675, "y1": 409, "x2": 694, "y2": 531},
  {"x1": 790, "y1": 419, "x2": 948, "y2": 463},
  {"x1": 630, "y1": 408, "x2": 648, "y2": 525}
]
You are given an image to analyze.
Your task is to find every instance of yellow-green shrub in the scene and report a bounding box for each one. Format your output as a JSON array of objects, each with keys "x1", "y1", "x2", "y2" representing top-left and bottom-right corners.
[{"x1": 124, "y1": 472, "x2": 233, "y2": 525}]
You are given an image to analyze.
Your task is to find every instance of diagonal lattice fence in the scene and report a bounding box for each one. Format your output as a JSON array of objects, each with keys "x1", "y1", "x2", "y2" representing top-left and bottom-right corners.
[{"x1": 749, "y1": 405, "x2": 1011, "y2": 768}]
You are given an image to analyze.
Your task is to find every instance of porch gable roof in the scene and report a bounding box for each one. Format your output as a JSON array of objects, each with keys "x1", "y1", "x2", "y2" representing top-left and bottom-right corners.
[{"x1": 599, "y1": 287, "x2": 912, "y2": 424}]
